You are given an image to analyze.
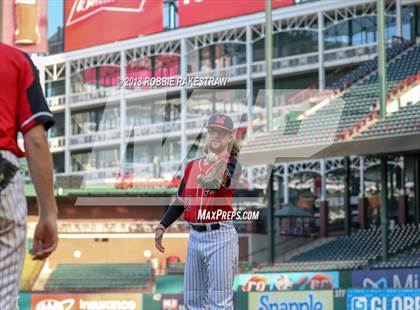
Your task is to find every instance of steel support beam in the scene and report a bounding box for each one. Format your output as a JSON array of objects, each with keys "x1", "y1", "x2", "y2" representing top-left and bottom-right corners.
[
  {"x1": 318, "y1": 11, "x2": 325, "y2": 90},
  {"x1": 380, "y1": 156, "x2": 389, "y2": 260},
  {"x1": 377, "y1": 0, "x2": 387, "y2": 119},
  {"x1": 64, "y1": 62, "x2": 71, "y2": 174},
  {"x1": 344, "y1": 156, "x2": 351, "y2": 235},
  {"x1": 180, "y1": 38, "x2": 188, "y2": 170},
  {"x1": 265, "y1": 0, "x2": 273, "y2": 132}
]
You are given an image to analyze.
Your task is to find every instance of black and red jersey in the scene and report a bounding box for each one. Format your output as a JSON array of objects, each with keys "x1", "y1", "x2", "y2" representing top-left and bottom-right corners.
[
  {"x1": 0, "y1": 43, "x2": 54, "y2": 157},
  {"x1": 177, "y1": 152, "x2": 241, "y2": 223}
]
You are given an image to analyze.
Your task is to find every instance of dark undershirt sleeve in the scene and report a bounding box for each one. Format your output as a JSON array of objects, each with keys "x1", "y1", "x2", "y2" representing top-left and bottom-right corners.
[
  {"x1": 159, "y1": 198, "x2": 184, "y2": 229},
  {"x1": 160, "y1": 162, "x2": 190, "y2": 228}
]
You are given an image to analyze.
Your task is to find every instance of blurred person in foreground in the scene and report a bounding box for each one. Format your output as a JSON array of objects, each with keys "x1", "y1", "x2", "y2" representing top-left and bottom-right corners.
[{"x1": 0, "y1": 43, "x2": 58, "y2": 309}]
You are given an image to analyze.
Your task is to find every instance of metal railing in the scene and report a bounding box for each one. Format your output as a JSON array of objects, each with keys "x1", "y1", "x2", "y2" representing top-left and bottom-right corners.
[
  {"x1": 253, "y1": 52, "x2": 319, "y2": 74},
  {"x1": 68, "y1": 167, "x2": 121, "y2": 180},
  {"x1": 324, "y1": 43, "x2": 377, "y2": 63},
  {"x1": 50, "y1": 44, "x2": 385, "y2": 108},
  {"x1": 125, "y1": 160, "x2": 180, "y2": 175},
  {"x1": 69, "y1": 87, "x2": 120, "y2": 104},
  {"x1": 46, "y1": 95, "x2": 66, "y2": 110},
  {"x1": 49, "y1": 136, "x2": 66, "y2": 149},
  {"x1": 70, "y1": 129, "x2": 120, "y2": 145},
  {"x1": 186, "y1": 63, "x2": 247, "y2": 78}
]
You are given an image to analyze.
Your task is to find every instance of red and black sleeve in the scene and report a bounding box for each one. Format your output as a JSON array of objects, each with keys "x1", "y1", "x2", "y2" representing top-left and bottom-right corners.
[
  {"x1": 176, "y1": 161, "x2": 192, "y2": 204},
  {"x1": 17, "y1": 53, "x2": 54, "y2": 134}
]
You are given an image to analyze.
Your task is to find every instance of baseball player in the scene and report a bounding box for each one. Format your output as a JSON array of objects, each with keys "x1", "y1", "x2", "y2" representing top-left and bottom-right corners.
[
  {"x1": 0, "y1": 43, "x2": 58, "y2": 309},
  {"x1": 155, "y1": 114, "x2": 242, "y2": 310}
]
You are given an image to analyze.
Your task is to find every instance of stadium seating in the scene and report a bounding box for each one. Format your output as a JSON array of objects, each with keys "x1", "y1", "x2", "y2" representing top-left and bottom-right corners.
[
  {"x1": 287, "y1": 226, "x2": 381, "y2": 265},
  {"x1": 45, "y1": 263, "x2": 153, "y2": 291},
  {"x1": 154, "y1": 275, "x2": 184, "y2": 293},
  {"x1": 329, "y1": 40, "x2": 412, "y2": 91},
  {"x1": 372, "y1": 247, "x2": 420, "y2": 269},
  {"x1": 255, "y1": 260, "x2": 367, "y2": 273},
  {"x1": 371, "y1": 223, "x2": 420, "y2": 269},
  {"x1": 166, "y1": 262, "x2": 185, "y2": 275},
  {"x1": 243, "y1": 42, "x2": 420, "y2": 152},
  {"x1": 253, "y1": 224, "x2": 420, "y2": 272},
  {"x1": 323, "y1": 43, "x2": 420, "y2": 139},
  {"x1": 359, "y1": 100, "x2": 420, "y2": 138}
]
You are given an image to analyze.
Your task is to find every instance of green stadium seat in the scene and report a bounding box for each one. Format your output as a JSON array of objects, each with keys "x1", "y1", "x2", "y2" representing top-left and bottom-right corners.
[
  {"x1": 252, "y1": 223, "x2": 420, "y2": 272},
  {"x1": 45, "y1": 263, "x2": 153, "y2": 291},
  {"x1": 243, "y1": 43, "x2": 420, "y2": 152}
]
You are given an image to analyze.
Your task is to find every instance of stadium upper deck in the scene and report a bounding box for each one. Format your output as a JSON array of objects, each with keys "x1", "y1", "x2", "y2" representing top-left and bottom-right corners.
[{"x1": 31, "y1": 0, "x2": 419, "y2": 184}]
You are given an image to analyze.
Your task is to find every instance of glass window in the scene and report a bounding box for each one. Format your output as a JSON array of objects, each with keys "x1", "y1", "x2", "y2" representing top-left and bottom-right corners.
[
  {"x1": 164, "y1": 0, "x2": 178, "y2": 30},
  {"x1": 215, "y1": 43, "x2": 246, "y2": 69},
  {"x1": 253, "y1": 30, "x2": 318, "y2": 61},
  {"x1": 325, "y1": 15, "x2": 397, "y2": 50},
  {"x1": 199, "y1": 46, "x2": 212, "y2": 72},
  {"x1": 72, "y1": 151, "x2": 92, "y2": 172},
  {"x1": 45, "y1": 79, "x2": 65, "y2": 97},
  {"x1": 402, "y1": 6, "x2": 416, "y2": 40},
  {"x1": 50, "y1": 113, "x2": 65, "y2": 137},
  {"x1": 288, "y1": 171, "x2": 318, "y2": 236},
  {"x1": 325, "y1": 21, "x2": 350, "y2": 50},
  {"x1": 52, "y1": 153, "x2": 65, "y2": 174},
  {"x1": 72, "y1": 148, "x2": 119, "y2": 172},
  {"x1": 188, "y1": 42, "x2": 246, "y2": 73},
  {"x1": 72, "y1": 107, "x2": 119, "y2": 135},
  {"x1": 155, "y1": 54, "x2": 180, "y2": 77},
  {"x1": 71, "y1": 64, "x2": 120, "y2": 94}
]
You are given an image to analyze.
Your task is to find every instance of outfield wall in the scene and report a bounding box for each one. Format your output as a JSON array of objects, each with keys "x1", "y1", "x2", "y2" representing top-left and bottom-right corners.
[{"x1": 21, "y1": 268, "x2": 420, "y2": 309}]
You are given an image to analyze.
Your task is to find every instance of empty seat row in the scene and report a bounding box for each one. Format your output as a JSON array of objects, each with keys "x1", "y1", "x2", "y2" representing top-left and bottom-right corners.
[{"x1": 45, "y1": 263, "x2": 153, "y2": 291}]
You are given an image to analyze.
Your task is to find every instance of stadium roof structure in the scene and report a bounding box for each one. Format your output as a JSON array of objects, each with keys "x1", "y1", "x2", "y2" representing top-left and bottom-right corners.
[{"x1": 240, "y1": 131, "x2": 420, "y2": 166}]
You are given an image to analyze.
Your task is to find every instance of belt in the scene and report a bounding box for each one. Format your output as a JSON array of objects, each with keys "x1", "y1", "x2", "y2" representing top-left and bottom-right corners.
[{"x1": 191, "y1": 223, "x2": 220, "y2": 232}]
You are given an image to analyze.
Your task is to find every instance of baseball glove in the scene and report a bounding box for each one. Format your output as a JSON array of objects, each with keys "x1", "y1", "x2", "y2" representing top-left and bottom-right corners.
[
  {"x1": 0, "y1": 155, "x2": 18, "y2": 192},
  {"x1": 198, "y1": 159, "x2": 230, "y2": 190}
]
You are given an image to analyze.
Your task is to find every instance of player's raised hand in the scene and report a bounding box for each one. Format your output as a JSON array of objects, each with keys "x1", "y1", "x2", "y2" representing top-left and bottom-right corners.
[
  {"x1": 33, "y1": 215, "x2": 58, "y2": 260},
  {"x1": 155, "y1": 224, "x2": 166, "y2": 253}
]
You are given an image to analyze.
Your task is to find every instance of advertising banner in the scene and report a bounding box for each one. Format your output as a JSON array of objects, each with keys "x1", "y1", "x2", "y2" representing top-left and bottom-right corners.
[
  {"x1": 1, "y1": 0, "x2": 48, "y2": 53},
  {"x1": 178, "y1": 0, "x2": 293, "y2": 27},
  {"x1": 347, "y1": 289, "x2": 420, "y2": 310},
  {"x1": 352, "y1": 268, "x2": 420, "y2": 289},
  {"x1": 333, "y1": 289, "x2": 347, "y2": 310},
  {"x1": 143, "y1": 293, "x2": 185, "y2": 310},
  {"x1": 18, "y1": 292, "x2": 32, "y2": 310},
  {"x1": 235, "y1": 272, "x2": 339, "y2": 292},
  {"x1": 249, "y1": 291, "x2": 334, "y2": 310},
  {"x1": 160, "y1": 294, "x2": 184, "y2": 310},
  {"x1": 64, "y1": 0, "x2": 163, "y2": 51},
  {"x1": 31, "y1": 293, "x2": 142, "y2": 310}
]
